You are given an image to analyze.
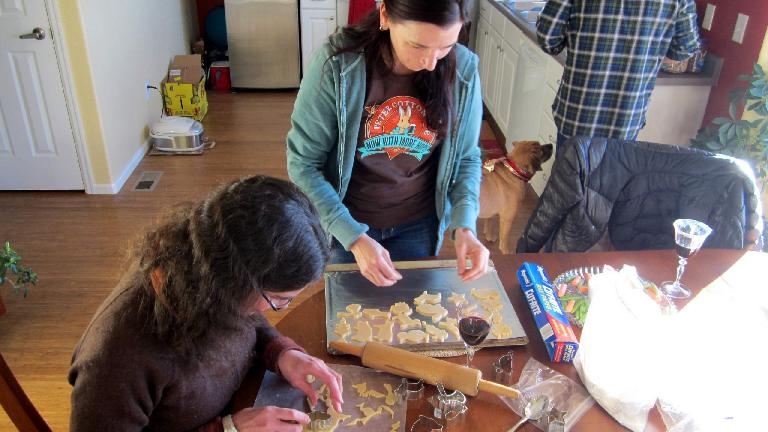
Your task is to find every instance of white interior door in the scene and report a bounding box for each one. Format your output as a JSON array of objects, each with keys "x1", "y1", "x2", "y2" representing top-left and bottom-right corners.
[
  {"x1": 300, "y1": 8, "x2": 336, "y2": 76},
  {"x1": 0, "y1": 0, "x2": 83, "y2": 190}
]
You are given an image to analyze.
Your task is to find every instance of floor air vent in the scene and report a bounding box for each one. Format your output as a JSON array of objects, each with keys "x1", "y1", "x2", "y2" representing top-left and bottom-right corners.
[{"x1": 131, "y1": 171, "x2": 163, "y2": 192}]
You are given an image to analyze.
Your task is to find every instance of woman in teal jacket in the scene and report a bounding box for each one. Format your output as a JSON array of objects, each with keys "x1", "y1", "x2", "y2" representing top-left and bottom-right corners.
[{"x1": 287, "y1": 0, "x2": 488, "y2": 287}]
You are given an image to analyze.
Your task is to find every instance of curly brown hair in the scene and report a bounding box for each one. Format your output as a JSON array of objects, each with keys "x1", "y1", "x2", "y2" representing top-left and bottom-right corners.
[{"x1": 128, "y1": 176, "x2": 329, "y2": 356}]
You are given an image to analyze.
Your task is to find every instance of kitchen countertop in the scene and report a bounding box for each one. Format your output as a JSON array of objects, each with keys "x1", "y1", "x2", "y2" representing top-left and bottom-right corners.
[{"x1": 488, "y1": 0, "x2": 722, "y2": 87}]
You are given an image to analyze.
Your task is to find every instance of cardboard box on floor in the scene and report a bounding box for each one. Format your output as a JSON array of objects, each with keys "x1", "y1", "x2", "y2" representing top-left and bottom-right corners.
[{"x1": 162, "y1": 54, "x2": 208, "y2": 121}]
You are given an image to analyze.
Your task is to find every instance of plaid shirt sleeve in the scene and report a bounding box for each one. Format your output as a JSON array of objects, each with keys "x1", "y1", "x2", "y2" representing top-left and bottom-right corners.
[
  {"x1": 536, "y1": 0, "x2": 572, "y2": 55},
  {"x1": 666, "y1": 0, "x2": 700, "y2": 60}
]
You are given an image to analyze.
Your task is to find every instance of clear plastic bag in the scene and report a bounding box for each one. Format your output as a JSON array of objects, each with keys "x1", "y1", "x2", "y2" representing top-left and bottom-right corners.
[
  {"x1": 573, "y1": 265, "x2": 667, "y2": 432},
  {"x1": 501, "y1": 357, "x2": 594, "y2": 431}
]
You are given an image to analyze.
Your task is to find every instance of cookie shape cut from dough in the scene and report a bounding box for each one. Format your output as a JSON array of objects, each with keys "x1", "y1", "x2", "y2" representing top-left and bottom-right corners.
[
  {"x1": 413, "y1": 290, "x2": 441, "y2": 306},
  {"x1": 394, "y1": 314, "x2": 422, "y2": 330},
  {"x1": 438, "y1": 321, "x2": 460, "y2": 340},
  {"x1": 337, "y1": 303, "x2": 362, "y2": 320},
  {"x1": 471, "y1": 288, "x2": 501, "y2": 302},
  {"x1": 415, "y1": 303, "x2": 448, "y2": 323},
  {"x1": 383, "y1": 383, "x2": 397, "y2": 406},
  {"x1": 389, "y1": 302, "x2": 413, "y2": 317},
  {"x1": 390, "y1": 421, "x2": 401, "y2": 432},
  {"x1": 397, "y1": 329, "x2": 429, "y2": 344},
  {"x1": 373, "y1": 320, "x2": 395, "y2": 344},
  {"x1": 363, "y1": 308, "x2": 391, "y2": 320},
  {"x1": 424, "y1": 324, "x2": 449, "y2": 342},
  {"x1": 334, "y1": 318, "x2": 351, "y2": 339},
  {"x1": 447, "y1": 292, "x2": 468, "y2": 307},
  {"x1": 351, "y1": 320, "x2": 373, "y2": 343},
  {"x1": 491, "y1": 321, "x2": 514, "y2": 339}
]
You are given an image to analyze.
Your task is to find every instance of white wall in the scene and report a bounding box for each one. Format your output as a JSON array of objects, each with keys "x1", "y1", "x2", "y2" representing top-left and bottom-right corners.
[{"x1": 77, "y1": 0, "x2": 195, "y2": 192}]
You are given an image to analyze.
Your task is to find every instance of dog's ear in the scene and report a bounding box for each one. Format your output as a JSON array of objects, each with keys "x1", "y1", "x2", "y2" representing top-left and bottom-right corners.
[{"x1": 541, "y1": 144, "x2": 554, "y2": 161}]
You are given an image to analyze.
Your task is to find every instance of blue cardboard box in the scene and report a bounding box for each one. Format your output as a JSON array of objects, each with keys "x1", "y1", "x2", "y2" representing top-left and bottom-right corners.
[{"x1": 517, "y1": 262, "x2": 579, "y2": 363}]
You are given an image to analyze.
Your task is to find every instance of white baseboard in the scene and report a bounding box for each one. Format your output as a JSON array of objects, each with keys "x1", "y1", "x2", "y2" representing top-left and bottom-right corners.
[{"x1": 88, "y1": 141, "x2": 149, "y2": 194}]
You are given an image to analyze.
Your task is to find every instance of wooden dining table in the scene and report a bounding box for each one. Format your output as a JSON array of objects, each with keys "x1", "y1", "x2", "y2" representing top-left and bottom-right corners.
[{"x1": 233, "y1": 248, "x2": 761, "y2": 431}]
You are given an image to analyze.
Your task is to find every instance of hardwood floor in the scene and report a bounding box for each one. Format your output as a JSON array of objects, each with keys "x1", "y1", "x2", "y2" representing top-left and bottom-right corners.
[{"x1": 0, "y1": 91, "x2": 538, "y2": 430}]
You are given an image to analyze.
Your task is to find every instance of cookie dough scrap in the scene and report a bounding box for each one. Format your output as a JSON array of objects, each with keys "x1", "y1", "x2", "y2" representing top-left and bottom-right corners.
[
  {"x1": 491, "y1": 321, "x2": 514, "y2": 339},
  {"x1": 459, "y1": 303, "x2": 479, "y2": 315},
  {"x1": 390, "y1": 421, "x2": 401, "y2": 432},
  {"x1": 305, "y1": 385, "x2": 350, "y2": 432},
  {"x1": 413, "y1": 290, "x2": 441, "y2": 306},
  {"x1": 389, "y1": 302, "x2": 413, "y2": 317},
  {"x1": 373, "y1": 320, "x2": 395, "y2": 344},
  {"x1": 383, "y1": 383, "x2": 397, "y2": 406},
  {"x1": 347, "y1": 403, "x2": 385, "y2": 426},
  {"x1": 471, "y1": 288, "x2": 501, "y2": 302},
  {"x1": 363, "y1": 308, "x2": 391, "y2": 320},
  {"x1": 438, "y1": 320, "x2": 460, "y2": 340},
  {"x1": 397, "y1": 329, "x2": 429, "y2": 344},
  {"x1": 394, "y1": 314, "x2": 422, "y2": 330},
  {"x1": 447, "y1": 292, "x2": 468, "y2": 307},
  {"x1": 480, "y1": 300, "x2": 503, "y2": 313},
  {"x1": 351, "y1": 320, "x2": 373, "y2": 343},
  {"x1": 337, "y1": 303, "x2": 362, "y2": 320},
  {"x1": 380, "y1": 405, "x2": 395, "y2": 418},
  {"x1": 415, "y1": 303, "x2": 448, "y2": 323},
  {"x1": 424, "y1": 323, "x2": 449, "y2": 342},
  {"x1": 334, "y1": 318, "x2": 351, "y2": 339}
]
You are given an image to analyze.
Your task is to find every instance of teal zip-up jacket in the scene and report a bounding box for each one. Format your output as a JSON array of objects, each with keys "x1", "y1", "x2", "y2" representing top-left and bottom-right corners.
[{"x1": 286, "y1": 35, "x2": 483, "y2": 254}]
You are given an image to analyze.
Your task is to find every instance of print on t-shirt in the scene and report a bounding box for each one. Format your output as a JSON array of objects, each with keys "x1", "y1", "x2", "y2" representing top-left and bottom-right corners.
[{"x1": 359, "y1": 96, "x2": 437, "y2": 161}]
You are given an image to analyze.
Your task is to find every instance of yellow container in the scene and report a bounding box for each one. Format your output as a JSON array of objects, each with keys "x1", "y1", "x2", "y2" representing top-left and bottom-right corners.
[{"x1": 162, "y1": 74, "x2": 207, "y2": 121}]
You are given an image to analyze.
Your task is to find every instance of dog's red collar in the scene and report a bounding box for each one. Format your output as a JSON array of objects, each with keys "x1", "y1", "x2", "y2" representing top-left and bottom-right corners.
[{"x1": 483, "y1": 157, "x2": 534, "y2": 182}]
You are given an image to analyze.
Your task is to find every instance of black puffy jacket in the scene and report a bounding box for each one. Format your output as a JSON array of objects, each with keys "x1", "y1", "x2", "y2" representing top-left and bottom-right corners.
[{"x1": 517, "y1": 137, "x2": 764, "y2": 252}]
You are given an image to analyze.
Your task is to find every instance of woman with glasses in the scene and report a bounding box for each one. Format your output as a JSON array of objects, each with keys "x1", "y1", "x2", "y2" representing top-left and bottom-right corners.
[
  {"x1": 69, "y1": 176, "x2": 343, "y2": 432},
  {"x1": 287, "y1": 0, "x2": 489, "y2": 287}
]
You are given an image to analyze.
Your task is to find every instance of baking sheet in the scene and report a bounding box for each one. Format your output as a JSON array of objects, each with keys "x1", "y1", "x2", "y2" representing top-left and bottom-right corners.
[
  {"x1": 325, "y1": 260, "x2": 528, "y2": 355},
  {"x1": 254, "y1": 364, "x2": 406, "y2": 432}
]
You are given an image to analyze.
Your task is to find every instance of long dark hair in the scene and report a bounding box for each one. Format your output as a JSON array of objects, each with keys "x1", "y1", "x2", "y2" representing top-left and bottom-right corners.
[
  {"x1": 331, "y1": 0, "x2": 467, "y2": 137},
  {"x1": 129, "y1": 176, "x2": 329, "y2": 356}
]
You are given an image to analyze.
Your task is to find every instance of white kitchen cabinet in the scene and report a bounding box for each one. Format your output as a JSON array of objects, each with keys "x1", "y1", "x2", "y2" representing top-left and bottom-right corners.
[
  {"x1": 494, "y1": 41, "x2": 520, "y2": 138},
  {"x1": 300, "y1": 8, "x2": 337, "y2": 75}
]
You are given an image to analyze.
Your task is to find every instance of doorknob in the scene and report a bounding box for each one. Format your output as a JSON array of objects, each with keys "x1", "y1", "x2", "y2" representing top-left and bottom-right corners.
[{"x1": 19, "y1": 27, "x2": 46, "y2": 40}]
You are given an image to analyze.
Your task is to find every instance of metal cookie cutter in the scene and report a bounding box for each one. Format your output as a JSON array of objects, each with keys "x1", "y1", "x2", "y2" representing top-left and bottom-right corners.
[
  {"x1": 395, "y1": 377, "x2": 425, "y2": 401},
  {"x1": 547, "y1": 408, "x2": 566, "y2": 432},
  {"x1": 306, "y1": 397, "x2": 333, "y2": 431},
  {"x1": 429, "y1": 382, "x2": 467, "y2": 428},
  {"x1": 492, "y1": 351, "x2": 515, "y2": 386},
  {"x1": 410, "y1": 414, "x2": 444, "y2": 432}
]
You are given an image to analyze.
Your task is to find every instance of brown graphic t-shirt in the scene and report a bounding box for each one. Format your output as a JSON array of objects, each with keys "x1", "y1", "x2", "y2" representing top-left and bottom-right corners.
[{"x1": 344, "y1": 67, "x2": 442, "y2": 229}]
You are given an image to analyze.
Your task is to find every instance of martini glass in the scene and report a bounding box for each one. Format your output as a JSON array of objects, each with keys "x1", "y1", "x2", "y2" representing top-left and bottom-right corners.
[{"x1": 660, "y1": 219, "x2": 712, "y2": 299}]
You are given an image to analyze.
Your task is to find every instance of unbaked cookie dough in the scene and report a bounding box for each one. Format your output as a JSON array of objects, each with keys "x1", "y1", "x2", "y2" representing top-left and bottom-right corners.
[
  {"x1": 413, "y1": 290, "x2": 441, "y2": 306},
  {"x1": 389, "y1": 302, "x2": 412, "y2": 316},
  {"x1": 351, "y1": 320, "x2": 373, "y2": 343},
  {"x1": 397, "y1": 329, "x2": 429, "y2": 344},
  {"x1": 334, "y1": 318, "x2": 351, "y2": 339},
  {"x1": 423, "y1": 323, "x2": 449, "y2": 342},
  {"x1": 337, "y1": 303, "x2": 362, "y2": 320},
  {"x1": 373, "y1": 320, "x2": 395, "y2": 344},
  {"x1": 394, "y1": 314, "x2": 422, "y2": 330},
  {"x1": 363, "y1": 308, "x2": 391, "y2": 320},
  {"x1": 447, "y1": 292, "x2": 468, "y2": 307},
  {"x1": 415, "y1": 303, "x2": 448, "y2": 323}
]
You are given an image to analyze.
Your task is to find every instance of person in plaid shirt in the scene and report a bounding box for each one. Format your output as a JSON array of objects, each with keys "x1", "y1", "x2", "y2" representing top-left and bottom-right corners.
[{"x1": 536, "y1": 0, "x2": 701, "y2": 146}]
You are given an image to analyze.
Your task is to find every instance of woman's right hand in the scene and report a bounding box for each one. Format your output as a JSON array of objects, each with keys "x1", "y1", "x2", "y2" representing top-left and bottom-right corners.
[
  {"x1": 232, "y1": 406, "x2": 309, "y2": 431},
  {"x1": 349, "y1": 234, "x2": 402, "y2": 286}
]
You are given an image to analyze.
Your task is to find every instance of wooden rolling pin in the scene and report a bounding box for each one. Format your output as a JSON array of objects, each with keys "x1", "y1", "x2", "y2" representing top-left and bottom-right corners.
[{"x1": 330, "y1": 341, "x2": 520, "y2": 398}]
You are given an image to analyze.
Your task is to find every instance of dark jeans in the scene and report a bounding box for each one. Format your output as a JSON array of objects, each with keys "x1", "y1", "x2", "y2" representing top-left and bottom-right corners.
[{"x1": 330, "y1": 214, "x2": 439, "y2": 264}]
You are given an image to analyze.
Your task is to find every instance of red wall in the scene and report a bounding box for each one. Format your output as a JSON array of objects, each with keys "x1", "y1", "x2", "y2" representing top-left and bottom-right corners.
[{"x1": 695, "y1": 0, "x2": 768, "y2": 124}]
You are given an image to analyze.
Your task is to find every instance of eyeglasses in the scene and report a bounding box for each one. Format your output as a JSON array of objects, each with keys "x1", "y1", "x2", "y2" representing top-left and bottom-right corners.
[{"x1": 261, "y1": 291, "x2": 294, "y2": 312}]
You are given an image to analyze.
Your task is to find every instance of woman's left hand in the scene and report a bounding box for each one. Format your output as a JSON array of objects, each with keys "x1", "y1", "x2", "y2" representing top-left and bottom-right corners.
[
  {"x1": 454, "y1": 228, "x2": 490, "y2": 282},
  {"x1": 277, "y1": 350, "x2": 344, "y2": 413}
]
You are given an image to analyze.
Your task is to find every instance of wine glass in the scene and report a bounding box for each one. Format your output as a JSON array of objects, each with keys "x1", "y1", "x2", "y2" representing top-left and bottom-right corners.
[
  {"x1": 458, "y1": 305, "x2": 492, "y2": 368},
  {"x1": 660, "y1": 219, "x2": 712, "y2": 299}
]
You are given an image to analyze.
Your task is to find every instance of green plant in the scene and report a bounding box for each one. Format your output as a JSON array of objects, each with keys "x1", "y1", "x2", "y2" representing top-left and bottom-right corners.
[
  {"x1": 0, "y1": 241, "x2": 38, "y2": 297},
  {"x1": 691, "y1": 63, "x2": 768, "y2": 187}
]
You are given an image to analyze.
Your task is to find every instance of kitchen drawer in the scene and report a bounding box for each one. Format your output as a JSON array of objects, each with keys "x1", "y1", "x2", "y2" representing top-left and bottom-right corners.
[
  {"x1": 490, "y1": 3, "x2": 507, "y2": 32},
  {"x1": 544, "y1": 55, "x2": 564, "y2": 88},
  {"x1": 478, "y1": 0, "x2": 491, "y2": 20},
  {"x1": 301, "y1": 0, "x2": 335, "y2": 10}
]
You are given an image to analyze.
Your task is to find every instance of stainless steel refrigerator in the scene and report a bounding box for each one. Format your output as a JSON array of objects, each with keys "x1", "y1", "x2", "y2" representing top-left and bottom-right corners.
[{"x1": 224, "y1": 0, "x2": 301, "y2": 88}]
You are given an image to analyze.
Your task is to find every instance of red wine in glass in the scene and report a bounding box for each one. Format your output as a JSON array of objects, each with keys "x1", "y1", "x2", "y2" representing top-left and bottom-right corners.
[
  {"x1": 675, "y1": 243, "x2": 698, "y2": 258},
  {"x1": 459, "y1": 316, "x2": 491, "y2": 346}
]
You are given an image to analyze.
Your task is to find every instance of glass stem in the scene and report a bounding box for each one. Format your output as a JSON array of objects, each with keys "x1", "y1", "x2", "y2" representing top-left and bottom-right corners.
[
  {"x1": 466, "y1": 345, "x2": 475, "y2": 367},
  {"x1": 673, "y1": 256, "x2": 687, "y2": 288}
]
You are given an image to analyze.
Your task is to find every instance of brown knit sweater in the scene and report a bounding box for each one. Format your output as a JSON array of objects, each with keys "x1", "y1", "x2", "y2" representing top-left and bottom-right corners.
[{"x1": 68, "y1": 276, "x2": 302, "y2": 431}]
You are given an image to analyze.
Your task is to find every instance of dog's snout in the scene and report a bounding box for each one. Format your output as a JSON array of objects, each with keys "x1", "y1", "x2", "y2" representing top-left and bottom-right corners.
[{"x1": 541, "y1": 144, "x2": 554, "y2": 161}]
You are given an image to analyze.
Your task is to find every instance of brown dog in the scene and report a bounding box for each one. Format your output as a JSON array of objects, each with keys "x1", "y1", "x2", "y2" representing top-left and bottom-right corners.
[{"x1": 479, "y1": 141, "x2": 554, "y2": 254}]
